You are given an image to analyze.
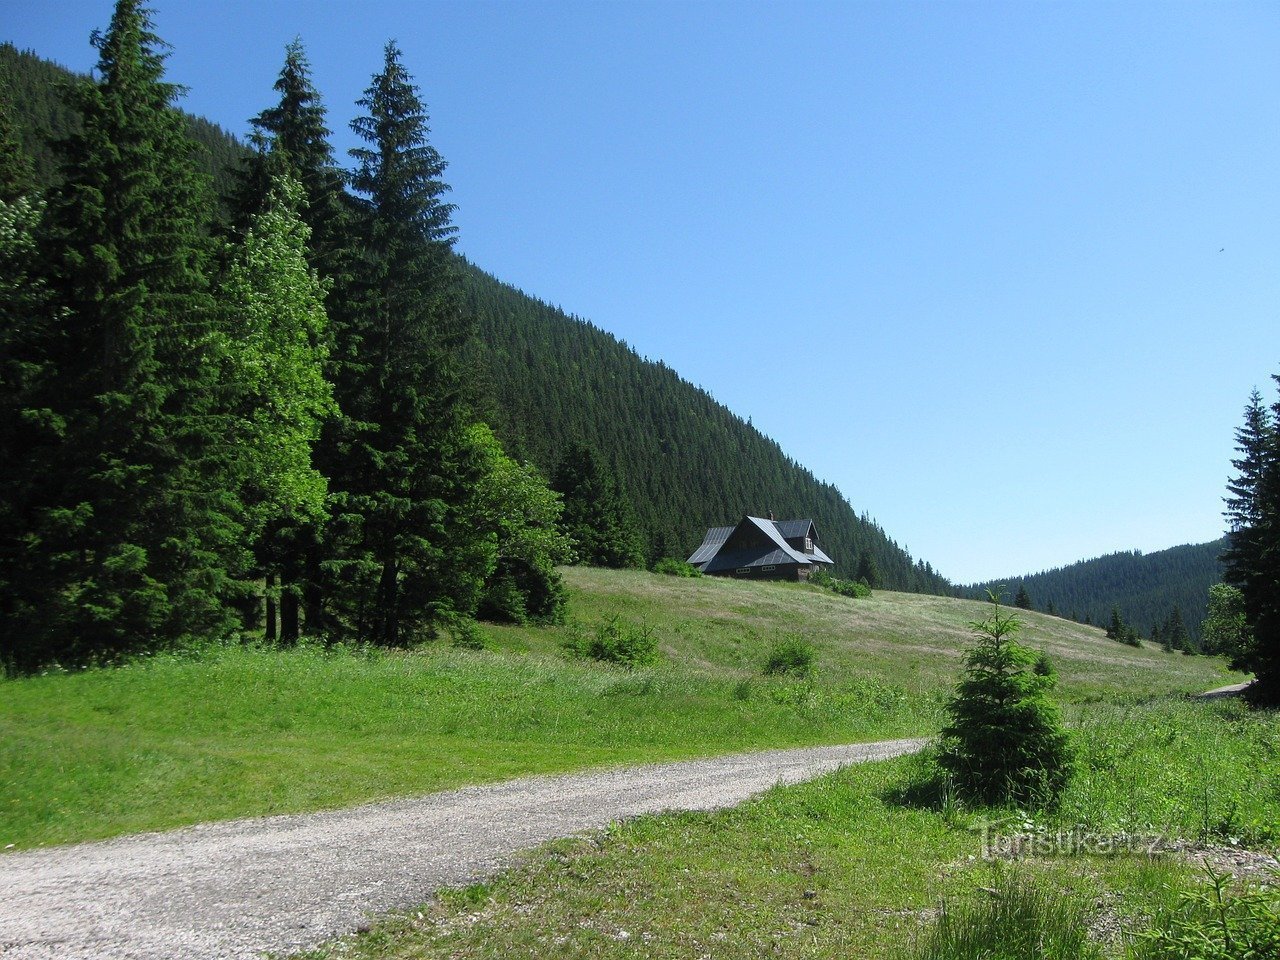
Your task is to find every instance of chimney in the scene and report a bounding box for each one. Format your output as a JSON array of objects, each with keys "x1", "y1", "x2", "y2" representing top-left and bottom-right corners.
[{"x1": 768, "y1": 510, "x2": 775, "y2": 521}]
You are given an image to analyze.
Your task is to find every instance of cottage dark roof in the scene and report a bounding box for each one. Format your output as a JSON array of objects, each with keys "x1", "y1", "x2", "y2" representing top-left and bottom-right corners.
[
  {"x1": 688, "y1": 516, "x2": 834, "y2": 572},
  {"x1": 773, "y1": 519, "x2": 815, "y2": 540},
  {"x1": 687, "y1": 525, "x2": 734, "y2": 566}
]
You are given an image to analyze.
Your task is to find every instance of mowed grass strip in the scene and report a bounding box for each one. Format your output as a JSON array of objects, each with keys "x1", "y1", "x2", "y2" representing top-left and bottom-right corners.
[
  {"x1": 295, "y1": 698, "x2": 1280, "y2": 960},
  {"x1": 0, "y1": 569, "x2": 1244, "y2": 849}
]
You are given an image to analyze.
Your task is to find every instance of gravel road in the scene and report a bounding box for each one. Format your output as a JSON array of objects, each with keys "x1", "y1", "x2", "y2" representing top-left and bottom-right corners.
[{"x1": 0, "y1": 738, "x2": 925, "y2": 960}]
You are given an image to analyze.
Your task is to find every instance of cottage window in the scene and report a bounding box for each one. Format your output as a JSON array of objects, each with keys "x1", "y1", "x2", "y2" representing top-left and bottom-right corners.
[
  {"x1": 804, "y1": 537, "x2": 813, "y2": 552},
  {"x1": 762, "y1": 565, "x2": 776, "y2": 572},
  {"x1": 736, "y1": 567, "x2": 751, "y2": 575}
]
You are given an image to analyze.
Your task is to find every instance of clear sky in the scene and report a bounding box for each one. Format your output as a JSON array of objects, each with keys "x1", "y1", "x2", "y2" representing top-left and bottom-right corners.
[{"x1": 5, "y1": 0, "x2": 1278, "y2": 582}]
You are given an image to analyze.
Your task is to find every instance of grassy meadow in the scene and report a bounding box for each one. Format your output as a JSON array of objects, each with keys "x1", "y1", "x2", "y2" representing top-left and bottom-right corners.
[{"x1": 0, "y1": 568, "x2": 1246, "y2": 851}]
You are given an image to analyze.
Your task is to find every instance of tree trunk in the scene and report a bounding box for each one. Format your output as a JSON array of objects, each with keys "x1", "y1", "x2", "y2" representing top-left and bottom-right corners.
[
  {"x1": 264, "y1": 572, "x2": 278, "y2": 644},
  {"x1": 280, "y1": 589, "x2": 299, "y2": 645}
]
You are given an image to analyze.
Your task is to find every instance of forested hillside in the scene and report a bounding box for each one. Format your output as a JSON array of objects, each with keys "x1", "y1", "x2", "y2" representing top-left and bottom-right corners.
[
  {"x1": 0, "y1": 43, "x2": 243, "y2": 203},
  {"x1": 3, "y1": 39, "x2": 950, "y2": 594},
  {"x1": 458, "y1": 267, "x2": 948, "y2": 591},
  {"x1": 969, "y1": 539, "x2": 1225, "y2": 643}
]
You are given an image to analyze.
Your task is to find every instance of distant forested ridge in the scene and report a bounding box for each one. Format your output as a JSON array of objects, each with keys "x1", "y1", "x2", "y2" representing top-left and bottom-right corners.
[
  {"x1": 1, "y1": 38, "x2": 950, "y2": 596},
  {"x1": 968, "y1": 539, "x2": 1225, "y2": 643}
]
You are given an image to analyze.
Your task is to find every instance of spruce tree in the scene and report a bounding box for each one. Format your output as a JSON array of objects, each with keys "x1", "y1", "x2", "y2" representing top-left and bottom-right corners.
[
  {"x1": 552, "y1": 442, "x2": 645, "y2": 569},
  {"x1": 323, "y1": 41, "x2": 480, "y2": 645},
  {"x1": 5, "y1": 0, "x2": 242, "y2": 666},
  {"x1": 1106, "y1": 606, "x2": 1126, "y2": 641},
  {"x1": 229, "y1": 38, "x2": 349, "y2": 279},
  {"x1": 1014, "y1": 584, "x2": 1032, "y2": 609},
  {"x1": 939, "y1": 593, "x2": 1073, "y2": 804},
  {"x1": 1163, "y1": 605, "x2": 1191, "y2": 653},
  {"x1": 855, "y1": 552, "x2": 881, "y2": 589},
  {"x1": 1222, "y1": 387, "x2": 1280, "y2": 701},
  {"x1": 0, "y1": 150, "x2": 63, "y2": 670}
]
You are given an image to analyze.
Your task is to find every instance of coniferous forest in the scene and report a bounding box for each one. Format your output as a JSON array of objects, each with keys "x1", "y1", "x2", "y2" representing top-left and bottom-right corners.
[
  {"x1": 968, "y1": 539, "x2": 1225, "y2": 649},
  {"x1": 0, "y1": 6, "x2": 949, "y2": 672}
]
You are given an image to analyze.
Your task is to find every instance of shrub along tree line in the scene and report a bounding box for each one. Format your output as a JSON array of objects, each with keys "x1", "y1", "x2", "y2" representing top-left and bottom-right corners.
[
  {"x1": 1223, "y1": 383, "x2": 1280, "y2": 704},
  {"x1": 0, "y1": 1, "x2": 576, "y2": 672}
]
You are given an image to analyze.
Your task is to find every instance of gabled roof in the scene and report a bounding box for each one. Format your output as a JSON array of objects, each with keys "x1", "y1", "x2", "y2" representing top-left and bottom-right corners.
[
  {"x1": 688, "y1": 525, "x2": 734, "y2": 566},
  {"x1": 688, "y1": 515, "x2": 834, "y2": 572},
  {"x1": 773, "y1": 519, "x2": 816, "y2": 541}
]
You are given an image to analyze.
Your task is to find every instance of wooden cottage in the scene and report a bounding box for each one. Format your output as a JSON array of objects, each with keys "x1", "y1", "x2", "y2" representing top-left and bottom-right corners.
[{"x1": 687, "y1": 515, "x2": 835, "y2": 580}]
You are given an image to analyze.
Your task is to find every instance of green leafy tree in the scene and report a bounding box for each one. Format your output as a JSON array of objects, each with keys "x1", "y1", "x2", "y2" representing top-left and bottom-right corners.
[
  {"x1": 231, "y1": 38, "x2": 353, "y2": 642},
  {"x1": 322, "y1": 41, "x2": 480, "y2": 645},
  {"x1": 1201, "y1": 583, "x2": 1250, "y2": 664},
  {"x1": 3, "y1": 0, "x2": 243, "y2": 668},
  {"x1": 215, "y1": 173, "x2": 336, "y2": 640},
  {"x1": 939, "y1": 592, "x2": 1073, "y2": 804},
  {"x1": 552, "y1": 442, "x2": 645, "y2": 568},
  {"x1": 464, "y1": 423, "x2": 572, "y2": 624}
]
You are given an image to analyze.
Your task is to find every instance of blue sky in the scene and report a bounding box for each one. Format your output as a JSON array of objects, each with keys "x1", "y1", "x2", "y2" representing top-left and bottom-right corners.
[{"x1": 6, "y1": 0, "x2": 1278, "y2": 582}]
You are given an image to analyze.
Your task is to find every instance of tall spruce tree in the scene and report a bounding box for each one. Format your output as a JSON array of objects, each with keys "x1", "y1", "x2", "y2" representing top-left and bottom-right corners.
[
  {"x1": 229, "y1": 39, "x2": 349, "y2": 278},
  {"x1": 855, "y1": 552, "x2": 881, "y2": 589},
  {"x1": 1223, "y1": 386, "x2": 1280, "y2": 701},
  {"x1": 3, "y1": 0, "x2": 243, "y2": 667},
  {"x1": 323, "y1": 41, "x2": 480, "y2": 645},
  {"x1": 230, "y1": 38, "x2": 351, "y2": 642}
]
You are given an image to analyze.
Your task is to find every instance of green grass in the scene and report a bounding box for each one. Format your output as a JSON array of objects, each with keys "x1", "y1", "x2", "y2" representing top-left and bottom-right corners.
[
  {"x1": 0, "y1": 568, "x2": 1246, "y2": 849},
  {"x1": 295, "y1": 698, "x2": 1280, "y2": 960}
]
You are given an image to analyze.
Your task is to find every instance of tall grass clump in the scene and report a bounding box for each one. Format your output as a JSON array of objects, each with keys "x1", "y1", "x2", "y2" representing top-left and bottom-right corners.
[
  {"x1": 763, "y1": 634, "x2": 816, "y2": 677},
  {"x1": 1055, "y1": 697, "x2": 1280, "y2": 845},
  {"x1": 906, "y1": 870, "x2": 1100, "y2": 960}
]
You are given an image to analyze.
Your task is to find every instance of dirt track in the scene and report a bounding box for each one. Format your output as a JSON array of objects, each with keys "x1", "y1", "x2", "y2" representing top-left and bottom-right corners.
[{"x1": 0, "y1": 738, "x2": 926, "y2": 960}]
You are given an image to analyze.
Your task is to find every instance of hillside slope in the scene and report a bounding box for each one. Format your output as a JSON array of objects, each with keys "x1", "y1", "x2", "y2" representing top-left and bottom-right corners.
[
  {"x1": 969, "y1": 538, "x2": 1225, "y2": 642},
  {"x1": 1, "y1": 41, "x2": 950, "y2": 594}
]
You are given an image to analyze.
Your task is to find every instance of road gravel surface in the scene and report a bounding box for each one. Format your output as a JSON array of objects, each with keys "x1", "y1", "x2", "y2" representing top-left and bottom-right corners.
[{"x1": 0, "y1": 737, "x2": 926, "y2": 960}]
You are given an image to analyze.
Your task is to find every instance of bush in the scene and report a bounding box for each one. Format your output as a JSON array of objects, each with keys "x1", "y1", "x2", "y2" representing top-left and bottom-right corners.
[
  {"x1": 569, "y1": 615, "x2": 660, "y2": 667},
  {"x1": 1133, "y1": 868, "x2": 1280, "y2": 960},
  {"x1": 809, "y1": 567, "x2": 870, "y2": 598},
  {"x1": 938, "y1": 592, "x2": 1073, "y2": 805},
  {"x1": 652, "y1": 557, "x2": 702, "y2": 577},
  {"x1": 763, "y1": 634, "x2": 816, "y2": 677},
  {"x1": 477, "y1": 558, "x2": 567, "y2": 625},
  {"x1": 449, "y1": 618, "x2": 486, "y2": 650}
]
